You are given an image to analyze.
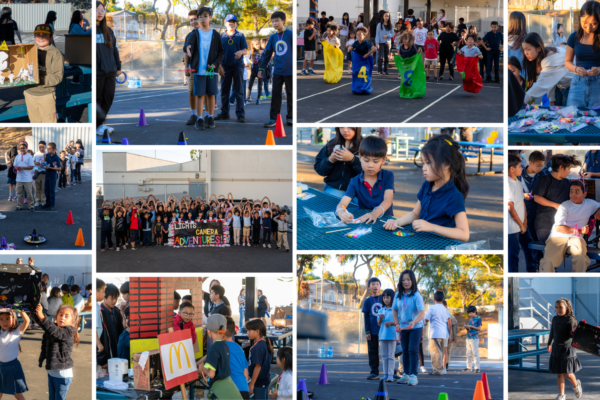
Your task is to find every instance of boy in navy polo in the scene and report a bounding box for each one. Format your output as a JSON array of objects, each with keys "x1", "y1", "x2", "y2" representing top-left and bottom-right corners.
[
  {"x1": 215, "y1": 14, "x2": 247, "y2": 123},
  {"x1": 583, "y1": 150, "x2": 600, "y2": 177},
  {"x1": 336, "y1": 136, "x2": 395, "y2": 223},
  {"x1": 482, "y1": 21, "x2": 502, "y2": 83},
  {"x1": 361, "y1": 277, "x2": 383, "y2": 379},
  {"x1": 259, "y1": 11, "x2": 293, "y2": 128},
  {"x1": 41, "y1": 142, "x2": 60, "y2": 210}
]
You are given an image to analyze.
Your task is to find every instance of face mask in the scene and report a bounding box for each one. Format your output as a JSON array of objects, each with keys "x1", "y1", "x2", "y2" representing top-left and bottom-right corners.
[{"x1": 438, "y1": 13, "x2": 443, "y2": 18}]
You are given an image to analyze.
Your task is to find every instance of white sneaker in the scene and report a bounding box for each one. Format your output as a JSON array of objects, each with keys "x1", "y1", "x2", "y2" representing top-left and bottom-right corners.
[
  {"x1": 104, "y1": 125, "x2": 115, "y2": 133},
  {"x1": 0, "y1": 213, "x2": 6, "y2": 219},
  {"x1": 442, "y1": 368, "x2": 447, "y2": 375},
  {"x1": 407, "y1": 374, "x2": 418, "y2": 386},
  {"x1": 420, "y1": 366, "x2": 428, "y2": 373},
  {"x1": 574, "y1": 379, "x2": 582, "y2": 398},
  {"x1": 96, "y1": 124, "x2": 107, "y2": 136},
  {"x1": 34, "y1": 202, "x2": 39, "y2": 207}
]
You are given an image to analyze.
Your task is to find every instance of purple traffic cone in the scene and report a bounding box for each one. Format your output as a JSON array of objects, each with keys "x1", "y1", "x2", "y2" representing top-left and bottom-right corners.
[
  {"x1": 374, "y1": 379, "x2": 389, "y2": 400},
  {"x1": 121, "y1": 138, "x2": 129, "y2": 145},
  {"x1": 297, "y1": 379, "x2": 308, "y2": 393},
  {"x1": 0, "y1": 237, "x2": 6, "y2": 248},
  {"x1": 137, "y1": 109, "x2": 148, "y2": 127},
  {"x1": 318, "y1": 364, "x2": 329, "y2": 385}
]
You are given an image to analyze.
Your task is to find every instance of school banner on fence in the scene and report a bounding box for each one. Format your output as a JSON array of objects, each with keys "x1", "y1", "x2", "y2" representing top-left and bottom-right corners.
[
  {"x1": 456, "y1": 54, "x2": 483, "y2": 94},
  {"x1": 168, "y1": 220, "x2": 230, "y2": 248},
  {"x1": 393, "y1": 53, "x2": 426, "y2": 99},
  {"x1": 351, "y1": 52, "x2": 373, "y2": 95},
  {"x1": 323, "y1": 41, "x2": 344, "y2": 84}
]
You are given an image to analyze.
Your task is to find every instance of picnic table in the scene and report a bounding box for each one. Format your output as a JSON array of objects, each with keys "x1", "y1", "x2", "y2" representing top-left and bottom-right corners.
[
  {"x1": 508, "y1": 329, "x2": 551, "y2": 372},
  {"x1": 235, "y1": 328, "x2": 293, "y2": 363},
  {"x1": 390, "y1": 135, "x2": 414, "y2": 161},
  {"x1": 297, "y1": 208, "x2": 463, "y2": 250},
  {"x1": 297, "y1": 187, "x2": 358, "y2": 218},
  {"x1": 458, "y1": 141, "x2": 504, "y2": 176}
]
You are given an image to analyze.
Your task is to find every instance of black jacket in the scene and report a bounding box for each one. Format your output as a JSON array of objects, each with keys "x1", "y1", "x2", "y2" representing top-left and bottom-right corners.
[
  {"x1": 34, "y1": 314, "x2": 76, "y2": 371},
  {"x1": 186, "y1": 29, "x2": 224, "y2": 75},
  {"x1": 96, "y1": 27, "x2": 121, "y2": 77},
  {"x1": 114, "y1": 216, "x2": 125, "y2": 232},
  {"x1": 97, "y1": 305, "x2": 124, "y2": 366},
  {"x1": 98, "y1": 209, "x2": 114, "y2": 232},
  {"x1": 314, "y1": 145, "x2": 362, "y2": 192}
]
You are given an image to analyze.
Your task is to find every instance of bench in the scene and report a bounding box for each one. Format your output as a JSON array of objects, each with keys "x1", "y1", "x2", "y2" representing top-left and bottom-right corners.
[
  {"x1": 529, "y1": 241, "x2": 600, "y2": 272},
  {"x1": 0, "y1": 92, "x2": 92, "y2": 123}
]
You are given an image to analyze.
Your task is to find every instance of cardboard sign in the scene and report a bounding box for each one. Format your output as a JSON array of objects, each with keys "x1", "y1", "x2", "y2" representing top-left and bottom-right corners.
[
  {"x1": 157, "y1": 329, "x2": 198, "y2": 390},
  {"x1": 132, "y1": 349, "x2": 161, "y2": 391},
  {"x1": 572, "y1": 321, "x2": 600, "y2": 358},
  {"x1": 168, "y1": 219, "x2": 230, "y2": 248},
  {"x1": 0, "y1": 44, "x2": 38, "y2": 87}
]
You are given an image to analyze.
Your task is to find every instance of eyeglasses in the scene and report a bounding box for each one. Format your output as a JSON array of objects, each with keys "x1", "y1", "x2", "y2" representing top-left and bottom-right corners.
[{"x1": 181, "y1": 312, "x2": 195, "y2": 317}]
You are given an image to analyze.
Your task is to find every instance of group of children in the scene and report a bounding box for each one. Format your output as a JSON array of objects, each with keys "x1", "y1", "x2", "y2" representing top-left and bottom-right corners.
[
  {"x1": 98, "y1": 197, "x2": 290, "y2": 252},
  {"x1": 96, "y1": 279, "x2": 293, "y2": 400},
  {"x1": 362, "y1": 273, "x2": 483, "y2": 386}
]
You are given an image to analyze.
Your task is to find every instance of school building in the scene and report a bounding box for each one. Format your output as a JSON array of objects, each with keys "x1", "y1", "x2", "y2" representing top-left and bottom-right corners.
[{"x1": 99, "y1": 150, "x2": 293, "y2": 207}]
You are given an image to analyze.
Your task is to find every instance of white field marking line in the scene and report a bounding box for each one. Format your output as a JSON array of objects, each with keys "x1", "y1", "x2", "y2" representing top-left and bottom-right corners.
[
  {"x1": 401, "y1": 86, "x2": 462, "y2": 123},
  {"x1": 113, "y1": 91, "x2": 187, "y2": 103},
  {"x1": 297, "y1": 83, "x2": 353, "y2": 101},
  {"x1": 315, "y1": 86, "x2": 401, "y2": 123},
  {"x1": 338, "y1": 380, "x2": 475, "y2": 390},
  {"x1": 155, "y1": 118, "x2": 267, "y2": 125}
]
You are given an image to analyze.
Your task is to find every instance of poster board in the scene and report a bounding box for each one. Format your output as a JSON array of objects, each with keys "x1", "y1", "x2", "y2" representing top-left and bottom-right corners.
[
  {"x1": 157, "y1": 329, "x2": 198, "y2": 390},
  {"x1": 572, "y1": 321, "x2": 600, "y2": 358},
  {"x1": 168, "y1": 219, "x2": 230, "y2": 248},
  {"x1": 0, "y1": 43, "x2": 39, "y2": 87}
]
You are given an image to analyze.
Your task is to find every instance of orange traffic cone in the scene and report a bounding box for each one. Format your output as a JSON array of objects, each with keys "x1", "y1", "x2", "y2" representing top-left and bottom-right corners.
[
  {"x1": 481, "y1": 373, "x2": 492, "y2": 400},
  {"x1": 472, "y1": 381, "x2": 486, "y2": 400},
  {"x1": 265, "y1": 130, "x2": 276, "y2": 145},
  {"x1": 274, "y1": 114, "x2": 287, "y2": 137},
  {"x1": 75, "y1": 229, "x2": 85, "y2": 247},
  {"x1": 65, "y1": 210, "x2": 74, "y2": 225}
]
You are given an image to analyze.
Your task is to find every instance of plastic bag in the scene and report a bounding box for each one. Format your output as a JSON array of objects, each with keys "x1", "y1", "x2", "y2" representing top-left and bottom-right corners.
[
  {"x1": 303, "y1": 207, "x2": 346, "y2": 228},
  {"x1": 345, "y1": 227, "x2": 372, "y2": 238},
  {"x1": 445, "y1": 239, "x2": 490, "y2": 250},
  {"x1": 558, "y1": 106, "x2": 578, "y2": 118},
  {"x1": 580, "y1": 109, "x2": 597, "y2": 117}
]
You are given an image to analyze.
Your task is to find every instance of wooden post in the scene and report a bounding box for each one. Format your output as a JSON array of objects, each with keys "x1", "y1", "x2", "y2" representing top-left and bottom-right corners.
[{"x1": 167, "y1": 327, "x2": 189, "y2": 400}]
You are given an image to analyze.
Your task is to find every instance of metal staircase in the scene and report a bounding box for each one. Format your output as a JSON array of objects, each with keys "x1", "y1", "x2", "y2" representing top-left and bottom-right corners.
[{"x1": 519, "y1": 279, "x2": 555, "y2": 342}]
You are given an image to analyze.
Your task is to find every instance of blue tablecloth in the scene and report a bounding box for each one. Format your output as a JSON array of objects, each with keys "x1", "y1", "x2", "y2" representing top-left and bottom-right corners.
[{"x1": 297, "y1": 187, "x2": 358, "y2": 218}]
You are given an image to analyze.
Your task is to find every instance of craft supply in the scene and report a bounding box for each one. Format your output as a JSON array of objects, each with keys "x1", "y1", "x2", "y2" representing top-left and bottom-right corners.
[
  {"x1": 325, "y1": 228, "x2": 351, "y2": 234},
  {"x1": 344, "y1": 227, "x2": 372, "y2": 238},
  {"x1": 393, "y1": 231, "x2": 415, "y2": 237}
]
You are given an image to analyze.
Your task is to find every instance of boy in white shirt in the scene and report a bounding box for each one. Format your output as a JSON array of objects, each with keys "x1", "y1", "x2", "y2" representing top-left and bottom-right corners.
[
  {"x1": 69, "y1": 148, "x2": 78, "y2": 185},
  {"x1": 539, "y1": 180, "x2": 600, "y2": 273},
  {"x1": 412, "y1": 19, "x2": 428, "y2": 68},
  {"x1": 14, "y1": 141, "x2": 35, "y2": 212},
  {"x1": 424, "y1": 291, "x2": 452, "y2": 375},
  {"x1": 508, "y1": 154, "x2": 526, "y2": 273},
  {"x1": 32, "y1": 140, "x2": 47, "y2": 207}
]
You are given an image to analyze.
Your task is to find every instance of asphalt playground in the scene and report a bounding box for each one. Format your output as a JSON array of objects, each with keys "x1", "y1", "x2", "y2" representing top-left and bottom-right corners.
[
  {"x1": 297, "y1": 145, "x2": 504, "y2": 250},
  {"x1": 298, "y1": 356, "x2": 504, "y2": 400},
  {"x1": 101, "y1": 83, "x2": 293, "y2": 146},
  {"x1": 0, "y1": 165, "x2": 92, "y2": 250},
  {"x1": 296, "y1": 59, "x2": 504, "y2": 124}
]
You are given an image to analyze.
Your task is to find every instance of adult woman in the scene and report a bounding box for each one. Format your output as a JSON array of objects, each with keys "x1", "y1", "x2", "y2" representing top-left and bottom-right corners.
[
  {"x1": 339, "y1": 13, "x2": 350, "y2": 56},
  {"x1": 508, "y1": 11, "x2": 527, "y2": 70},
  {"x1": 5, "y1": 143, "x2": 18, "y2": 202},
  {"x1": 392, "y1": 270, "x2": 425, "y2": 386},
  {"x1": 238, "y1": 289, "x2": 246, "y2": 329},
  {"x1": 436, "y1": 9, "x2": 447, "y2": 25},
  {"x1": 69, "y1": 10, "x2": 91, "y2": 35},
  {"x1": 565, "y1": 1, "x2": 600, "y2": 109},
  {"x1": 376, "y1": 11, "x2": 394, "y2": 75},
  {"x1": 257, "y1": 289, "x2": 270, "y2": 325},
  {"x1": 522, "y1": 33, "x2": 570, "y2": 106},
  {"x1": 314, "y1": 127, "x2": 363, "y2": 198},
  {"x1": 0, "y1": 7, "x2": 22, "y2": 45},
  {"x1": 44, "y1": 11, "x2": 57, "y2": 47},
  {"x1": 96, "y1": 1, "x2": 123, "y2": 136}
]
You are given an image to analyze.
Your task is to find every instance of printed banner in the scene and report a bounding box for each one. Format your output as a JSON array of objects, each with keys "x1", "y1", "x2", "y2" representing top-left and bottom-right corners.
[
  {"x1": 323, "y1": 41, "x2": 344, "y2": 84},
  {"x1": 393, "y1": 53, "x2": 426, "y2": 99},
  {"x1": 158, "y1": 329, "x2": 198, "y2": 390},
  {"x1": 168, "y1": 219, "x2": 230, "y2": 248},
  {"x1": 351, "y1": 51, "x2": 373, "y2": 95},
  {"x1": 456, "y1": 54, "x2": 483, "y2": 93}
]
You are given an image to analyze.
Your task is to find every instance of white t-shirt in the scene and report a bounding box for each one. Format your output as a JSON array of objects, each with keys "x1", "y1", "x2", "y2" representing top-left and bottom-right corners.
[
  {"x1": 0, "y1": 328, "x2": 22, "y2": 362},
  {"x1": 413, "y1": 27, "x2": 428, "y2": 46},
  {"x1": 13, "y1": 153, "x2": 34, "y2": 183},
  {"x1": 33, "y1": 151, "x2": 47, "y2": 173},
  {"x1": 339, "y1": 20, "x2": 349, "y2": 36},
  {"x1": 242, "y1": 55, "x2": 249, "y2": 80},
  {"x1": 346, "y1": 38, "x2": 356, "y2": 49},
  {"x1": 549, "y1": 199, "x2": 600, "y2": 239},
  {"x1": 69, "y1": 154, "x2": 78, "y2": 168},
  {"x1": 508, "y1": 178, "x2": 525, "y2": 235},
  {"x1": 424, "y1": 304, "x2": 449, "y2": 339}
]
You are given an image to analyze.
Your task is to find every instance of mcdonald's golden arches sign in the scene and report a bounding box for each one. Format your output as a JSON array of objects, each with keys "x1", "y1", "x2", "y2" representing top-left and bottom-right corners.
[{"x1": 158, "y1": 329, "x2": 199, "y2": 390}]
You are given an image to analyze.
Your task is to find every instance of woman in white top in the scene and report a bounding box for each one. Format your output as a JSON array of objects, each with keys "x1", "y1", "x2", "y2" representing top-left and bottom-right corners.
[
  {"x1": 339, "y1": 12, "x2": 350, "y2": 56},
  {"x1": 47, "y1": 287, "x2": 63, "y2": 317},
  {"x1": 0, "y1": 309, "x2": 30, "y2": 397}
]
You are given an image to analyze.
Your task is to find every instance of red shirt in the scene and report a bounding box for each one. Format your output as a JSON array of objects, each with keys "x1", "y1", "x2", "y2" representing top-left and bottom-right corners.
[
  {"x1": 173, "y1": 313, "x2": 197, "y2": 344},
  {"x1": 424, "y1": 38, "x2": 439, "y2": 60}
]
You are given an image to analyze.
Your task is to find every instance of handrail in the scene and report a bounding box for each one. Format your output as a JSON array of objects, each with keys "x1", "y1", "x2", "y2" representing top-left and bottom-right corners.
[{"x1": 519, "y1": 282, "x2": 556, "y2": 329}]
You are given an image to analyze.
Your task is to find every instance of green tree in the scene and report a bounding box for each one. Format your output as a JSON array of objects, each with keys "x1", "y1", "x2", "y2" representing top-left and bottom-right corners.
[
  {"x1": 297, "y1": 255, "x2": 330, "y2": 296},
  {"x1": 124, "y1": 2, "x2": 136, "y2": 11},
  {"x1": 190, "y1": 150, "x2": 201, "y2": 160},
  {"x1": 323, "y1": 271, "x2": 334, "y2": 281}
]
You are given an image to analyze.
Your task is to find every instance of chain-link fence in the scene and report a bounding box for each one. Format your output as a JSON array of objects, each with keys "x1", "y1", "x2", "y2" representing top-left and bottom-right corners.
[
  {"x1": 520, "y1": 10, "x2": 575, "y2": 46},
  {"x1": 397, "y1": 7, "x2": 504, "y2": 30}
]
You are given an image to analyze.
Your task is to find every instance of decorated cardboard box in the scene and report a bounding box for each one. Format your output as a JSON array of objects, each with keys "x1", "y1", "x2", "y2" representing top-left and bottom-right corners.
[
  {"x1": 0, "y1": 264, "x2": 43, "y2": 310},
  {"x1": 64, "y1": 34, "x2": 91, "y2": 65},
  {"x1": 132, "y1": 349, "x2": 161, "y2": 391},
  {"x1": 0, "y1": 42, "x2": 39, "y2": 87}
]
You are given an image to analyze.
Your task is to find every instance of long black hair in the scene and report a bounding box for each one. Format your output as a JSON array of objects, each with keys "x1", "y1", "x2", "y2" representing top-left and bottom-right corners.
[
  {"x1": 70, "y1": 10, "x2": 83, "y2": 32},
  {"x1": 521, "y1": 33, "x2": 557, "y2": 86},
  {"x1": 277, "y1": 347, "x2": 293, "y2": 371},
  {"x1": 0, "y1": 7, "x2": 12, "y2": 24},
  {"x1": 341, "y1": 12, "x2": 349, "y2": 26},
  {"x1": 576, "y1": 0, "x2": 600, "y2": 53},
  {"x1": 326, "y1": 127, "x2": 362, "y2": 154},
  {"x1": 45, "y1": 11, "x2": 57, "y2": 26},
  {"x1": 245, "y1": 318, "x2": 273, "y2": 354},
  {"x1": 96, "y1": 1, "x2": 113, "y2": 48},
  {"x1": 397, "y1": 270, "x2": 418, "y2": 297},
  {"x1": 421, "y1": 135, "x2": 469, "y2": 200},
  {"x1": 508, "y1": 11, "x2": 527, "y2": 50},
  {"x1": 379, "y1": 11, "x2": 392, "y2": 31}
]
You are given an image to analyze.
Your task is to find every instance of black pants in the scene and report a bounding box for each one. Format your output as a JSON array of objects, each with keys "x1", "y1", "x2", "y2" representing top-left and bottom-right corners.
[
  {"x1": 486, "y1": 50, "x2": 500, "y2": 81},
  {"x1": 247, "y1": 69, "x2": 263, "y2": 100},
  {"x1": 75, "y1": 163, "x2": 82, "y2": 182},
  {"x1": 270, "y1": 74, "x2": 292, "y2": 120},
  {"x1": 378, "y1": 43, "x2": 389, "y2": 72},
  {"x1": 58, "y1": 173, "x2": 67, "y2": 188},
  {"x1": 479, "y1": 57, "x2": 487, "y2": 78},
  {"x1": 439, "y1": 52, "x2": 454, "y2": 78},
  {"x1": 115, "y1": 231, "x2": 127, "y2": 247},
  {"x1": 262, "y1": 228, "x2": 270, "y2": 244},
  {"x1": 97, "y1": 75, "x2": 116, "y2": 127},
  {"x1": 367, "y1": 334, "x2": 380, "y2": 375},
  {"x1": 100, "y1": 231, "x2": 113, "y2": 249},
  {"x1": 536, "y1": 228, "x2": 552, "y2": 244},
  {"x1": 220, "y1": 65, "x2": 245, "y2": 118},
  {"x1": 252, "y1": 226, "x2": 260, "y2": 244}
]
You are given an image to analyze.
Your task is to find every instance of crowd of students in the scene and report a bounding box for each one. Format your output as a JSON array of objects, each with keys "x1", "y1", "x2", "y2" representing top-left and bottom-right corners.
[
  {"x1": 300, "y1": 10, "x2": 502, "y2": 83},
  {"x1": 96, "y1": 278, "x2": 292, "y2": 400},
  {"x1": 98, "y1": 197, "x2": 290, "y2": 252}
]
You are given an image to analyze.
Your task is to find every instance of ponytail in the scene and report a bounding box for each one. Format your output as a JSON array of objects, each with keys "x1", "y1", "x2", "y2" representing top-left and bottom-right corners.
[
  {"x1": 245, "y1": 318, "x2": 273, "y2": 354},
  {"x1": 421, "y1": 135, "x2": 470, "y2": 199}
]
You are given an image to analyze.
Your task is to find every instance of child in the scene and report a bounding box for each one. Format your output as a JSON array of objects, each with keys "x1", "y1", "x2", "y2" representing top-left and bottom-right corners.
[
  {"x1": 270, "y1": 347, "x2": 293, "y2": 399},
  {"x1": 69, "y1": 148, "x2": 78, "y2": 185},
  {"x1": 275, "y1": 211, "x2": 289, "y2": 251},
  {"x1": 477, "y1": 36, "x2": 488, "y2": 79},
  {"x1": 397, "y1": 32, "x2": 418, "y2": 81},
  {"x1": 224, "y1": 316, "x2": 250, "y2": 398},
  {"x1": 48, "y1": 287, "x2": 63, "y2": 317},
  {"x1": 539, "y1": 180, "x2": 600, "y2": 273},
  {"x1": 508, "y1": 56, "x2": 525, "y2": 90},
  {"x1": 443, "y1": 300, "x2": 458, "y2": 371},
  {"x1": 99, "y1": 206, "x2": 115, "y2": 251},
  {"x1": 129, "y1": 208, "x2": 140, "y2": 250},
  {"x1": 197, "y1": 314, "x2": 243, "y2": 399},
  {"x1": 154, "y1": 215, "x2": 164, "y2": 246},
  {"x1": 548, "y1": 298, "x2": 582, "y2": 400},
  {"x1": 463, "y1": 305, "x2": 482, "y2": 373},
  {"x1": 75, "y1": 142, "x2": 84, "y2": 183},
  {"x1": 246, "y1": 318, "x2": 273, "y2": 400},
  {"x1": 362, "y1": 277, "x2": 383, "y2": 380},
  {"x1": 58, "y1": 150, "x2": 68, "y2": 189},
  {"x1": 412, "y1": 19, "x2": 428, "y2": 68},
  {"x1": 23, "y1": 24, "x2": 64, "y2": 123},
  {"x1": 209, "y1": 285, "x2": 231, "y2": 317},
  {"x1": 117, "y1": 306, "x2": 130, "y2": 366},
  {"x1": 345, "y1": 30, "x2": 357, "y2": 74},
  {"x1": 424, "y1": 30, "x2": 439, "y2": 82},
  {"x1": 259, "y1": 11, "x2": 293, "y2": 127},
  {"x1": 248, "y1": 39, "x2": 264, "y2": 103},
  {"x1": 33, "y1": 140, "x2": 47, "y2": 206},
  {"x1": 424, "y1": 290, "x2": 451, "y2": 375},
  {"x1": 98, "y1": 284, "x2": 124, "y2": 369},
  {"x1": 32, "y1": 304, "x2": 79, "y2": 400},
  {"x1": 251, "y1": 211, "x2": 261, "y2": 247},
  {"x1": 161, "y1": 214, "x2": 169, "y2": 244},
  {"x1": 337, "y1": 136, "x2": 395, "y2": 223},
  {"x1": 259, "y1": 38, "x2": 272, "y2": 99},
  {"x1": 262, "y1": 210, "x2": 272, "y2": 248},
  {"x1": 377, "y1": 288, "x2": 396, "y2": 382},
  {"x1": 173, "y1": 302, "x2": 197, "y2": 344},
  {"x1": 301, "y1": 19, "x2": 318, "y2": 75},
  {"x1": 40, "y1": 141, "x2": 59, "y2": 210},
  {"x1": 233, "y1": 209, "x2": 242, "y2": 245},
  {"x1": 141, "y1": 212, "x2": 152, "y2": 247},
  {"x1": 71, "y1": 285, "x2": 85, "y2": 312},
  {"x1": 376, "y1": 12, "x2": 394, "y2": 74},
  {"x1": 393, "y1": 270, "x2": 425, "y2": 386},
  {"x1": 383, "y1": 135, "x2": 469, "y2": 242},
  {"x1": 348, "y1": 26, "x2": 377, "y2": 61},
  {"x1": 482, "y1": 21, "x2": 502, "y2": 83},
  {"x1": 114, "y1": 208, "x2": 127, "y2": 250},
  {"x1": 508, "y1": 154, "x2": 528, "y2": 273},
  {"x1": 458, "y1": 34, "x2": 483, "y2": 59},
  {"x1": 242, "y1": 210, "x2": 251, "y2": 246},
  {"x1": 0, "y1": 309, "x2": 30, "y2": 399},
  {"x1": 324, "y1": 22, "x2": 341, "y2": 47},
  {"x1": 61, "y1": 284, "x2": 74, "y2": 306}
]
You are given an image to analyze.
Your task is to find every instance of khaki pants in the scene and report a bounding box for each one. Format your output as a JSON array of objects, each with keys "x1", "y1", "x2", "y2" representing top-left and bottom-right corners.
[
  {"x1": 429, "y1": 338, "x2": 445, "y2": 374},
  {"x1": 233, "y1": 226, "x2": 241, "y2": 242},
  {"x1": 16, "y1": 182, "x2": 34, "y2": 210},
  {"x1": 446, "y1": 339, "x2": 454, "y2": 366},
  {"x1": 34, "y1": 173, "x2": 46, "y2": 203},
  {"x1": 24, "y1": 91, "x2": 57, "y2": 123},
  {"x1": 277, "y1": 231, "x2": 289, "y2": 249},
  {"x1": 466, "y1": 338, "x2": 480, "y2": 370},
  {"x1": 540, "y1": 237, "x2": 590, "y2": 273}
]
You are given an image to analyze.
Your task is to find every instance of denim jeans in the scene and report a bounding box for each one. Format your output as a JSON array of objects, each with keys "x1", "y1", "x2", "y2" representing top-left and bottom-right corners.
[
  {"x1": 400, "y1": 326, "x2": 423, "y2": 376},
  {"x1": 554, "y1": 86, "x2": 570, "y2": 107},
  {"x1": 48, "y1": 375, "x2": 72, "y2": 400},
  {"x1": 567, "y1": 74, "x2": 600, "y2": 108},
  {"x1": 508, "y1": 232, "x2": 521, "y2": 273},
  {"x1": 239, "y1": 308, "x2": 245, "y2": 328},
  {"x1": 253, "y1": 385, "x2": 269, "y2": 400},
  {"x1": 518, "y1": 230, "x2": 536, "y2": 272},
  {"x1": 44, "y1": 174, "x2": 57, "y2": 207},
  {"x1": 70, "y1": 169, "x2": 75, "y2": 183},
  {"x1": 230, "y1": 79, "x2": 247, "y2": 103},
  {"x1": 143, "y1": 230, "x2": 151, "y2": 246}
]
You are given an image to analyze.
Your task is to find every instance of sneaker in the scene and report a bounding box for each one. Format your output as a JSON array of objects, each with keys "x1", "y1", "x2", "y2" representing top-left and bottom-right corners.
[
  {"x1": 462, "y1": 368, "x2": 472, "y2": 372},
  {"x1": 71, "y1": 79, "x2": 82, "y2": 85},
  {"x1": 238, "y1": 116, "x2": 246, "y2": 123},
  {"x1": 34, "y1": 202, "x2": 39, "y2": 207},
  {"x1": 384, "y1": 71, "x2": 389, "y2": 75},
  {"x1": 426, "y1": 76, "x2": 430, "y2": 81},
  {"x1": 15, "y1": 207, "x2": 20, "y2": 211},
  {"x1": 247, "y1": 97, "x2": 253, "y2": 102},
  {"x1": 366, "y1": 373, "x2": 378, "y2": 380},
  {"x1": 31, "y1": 208, "x2": 35, "y2": 212},
  {"x1": 473, "y1": 368, "x2": 480, "y2": 373},
  {"x1": 7, "y1": 196, "x2": 12, "y2": 201},
  {"x1": 397, "y1": 374, "x2": 410, "y2": 384},
  {"x1": 308, "y1": 69, "x2": 316, "y2": 75},
  {"x1": 268, "y1": 244, "x2": 271, "y2": 248},
  {"x1": 276, "y1": 246, "x2": 280, "y2": 250},
  {"x1": 242, "y1": 243, "x2": 245, "y2": 246},
  {"x1": 449, "y1": 76, "x2": 454, "y2": 81},
  {"x1": 485, "y1": 78, "x2": 492, "y2": 83},
  {"x1": 438, "y1": 76, "x2": 444, "y2": 80},
  {"x1": 263, "y1": 244, "x2": 266, "y2": 248},
  {"x1": 195, "y1": 118, "x2": 205, "y2": 131},
  {"x1": 206, "y1": 116, "x2": 216, "y2": 129},
  {"x1": 434, "y1": 77, "x2": 438, "y2": 82},
  {"x1": 229, "y1": 99, "x2": 235, "y2": 106},
  {"x1": 122, "y1": 245, "x2": 127, "y2": 250},
  {"x1": 393, "y1": 374, "x2": 401, "y2": 380},
  {"x1": 574, "y1": 379, "x2": 582, "y2": 398},
  {"x1": 0, "y1": 213, "x2": 6, "y2": 219},
  {"x1": 244, "y1": 100, "x2": 250, "y2": 106},
  {"x1": 186, "y1": 114, "x2": 197, "y2": 125},
  {"x1": 407, "y1": 374, "x2": 418, "y2": 386},
  {"x1": 420, "y1": 366, "x2": 428, "y2": 373},
  {"x1": 24, "y1": 198, "x2": 27, "y2": 204},
  {"x1": 555, "y1": 395, "x2": 566, "y2": 400},
  {"x1": 256, "y1": 100, "x2": 261, "y2": 105},
  {"x1": 398, "y1": 75, "x2": 401, "y2": 80},
  {"x1": 286, "y1": 118, "x2": 293, "y2": 126},
  {"x1": 301, "y1": 70, "x2": 308, "y2": 75},
  {"x1": 116, "y1": 247, "x2": 120, "y2": 251},
  {"x1": 442, "y1": 369, "x2": 447, "y2": 375},
  {"x1": 377, "y1": 71, "x2": 383, "y2": 75},
  {"x1": 264, "y1": 119, "x2": 276, "y2": 128},
  {"x1": 214, "y1": 114, "x2": 230, "y2": 121},
  {"x1": 286, "y1": 249, "x2": 289, "y2": 252},
  {"x1": 131, "y1": 247, "x2": 137, "y2": 250}
]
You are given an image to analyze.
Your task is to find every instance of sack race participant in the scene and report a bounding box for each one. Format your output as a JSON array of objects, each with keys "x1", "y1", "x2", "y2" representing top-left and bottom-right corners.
[
  {"x1": 456, "y1": 54, "x2": 483, "y2": 93},
  {"x1": 394, "y1": 53, "x2": 426, "y2": 99},
  {"x1": 323, "y1": 41, "x2": 344, "y2": 84},
  {"x1": 351, "y1": 51, "x2": 373, "y2": 94}
]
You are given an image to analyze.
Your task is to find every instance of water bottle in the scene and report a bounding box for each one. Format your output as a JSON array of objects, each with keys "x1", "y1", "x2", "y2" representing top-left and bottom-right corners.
[
  {"x1": 327, "y1": 346, "x2": 334, "y2": 359},
  {"x1": 318, "y1": 346, "x2": 325, "y2": 358}
]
